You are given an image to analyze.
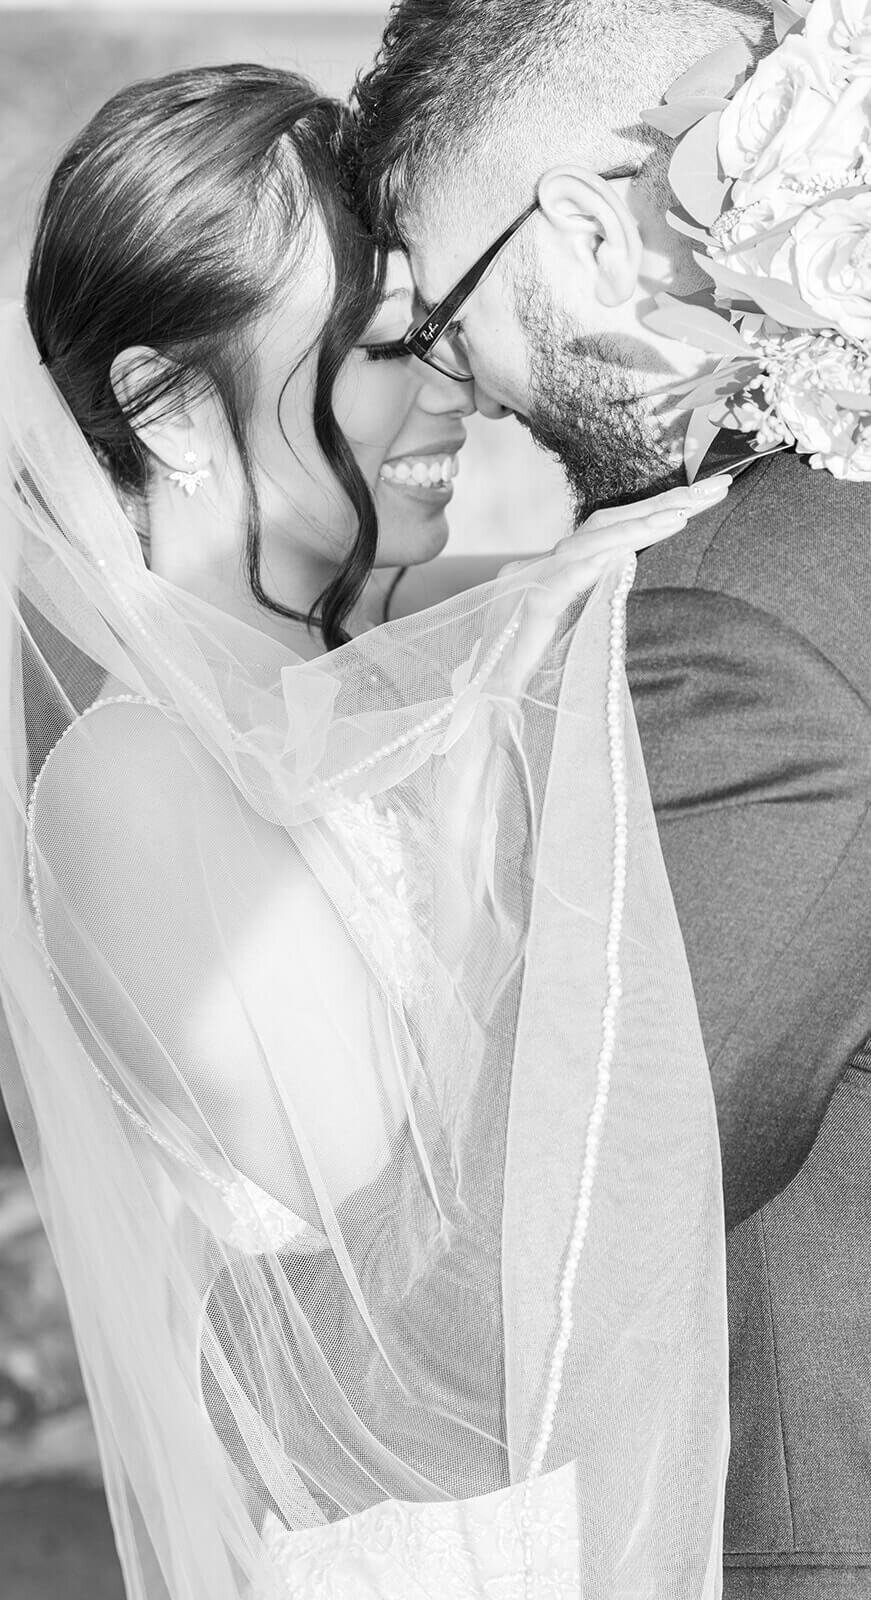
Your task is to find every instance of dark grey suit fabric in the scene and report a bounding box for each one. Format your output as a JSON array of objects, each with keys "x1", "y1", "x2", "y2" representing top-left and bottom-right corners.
[{"x1": 627, "y1": 451, "x2": 871, "y2": 1589}]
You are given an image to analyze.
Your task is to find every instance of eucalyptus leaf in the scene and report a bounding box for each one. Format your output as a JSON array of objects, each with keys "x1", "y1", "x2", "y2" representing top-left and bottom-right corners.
[
  {"x1": 720, "y1": 213, "x2": 797, "y2": 258},
  {"x1": 721, "y1": 264, "x2": 825, "y2": 329},
  {"x1": 695, "y1": 255, "x2": 830, "y2": 329},
  {"x1": 664, "y1": 40, "x2": 755, "y2": 103},
  {"x1": 642, "y1": 97, "x2": 728, "y2": 137},
  {"x1": 668, "y1": 114, "x2": 730, "y2": 226},
  {"x1": 772, "y1": 0, "x2": 805, "y2": 41},
  {"x1": 645, "y1": 292, "x2": 754, "y2": 356},
  {"x1": 745, "y1": 282, "x2": 829, "y2": 330},
  {"x1": 684, "y1": 406, "x2": 724, "y2": 483},
  {"x1": 694, "y1": 254, "x2": 764, "y2": 303},
  {"x1": 678, "y1": 364, "x2": 758, "y2": 411},
  {"x1": 666, "y1": 209, "x2": 713, "y2": 247},
  {"x1": 719, "y1": 185, "x2": 870, "y2": 261}
]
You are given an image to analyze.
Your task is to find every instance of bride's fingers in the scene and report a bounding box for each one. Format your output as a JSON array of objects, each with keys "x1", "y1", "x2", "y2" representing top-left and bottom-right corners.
[
  {"x1": 498, "y1": 472, "x2": 733, "y2": 601},
  {"x1": 582, "y1": 474, "x2": 732, "y2": 534},
  {"x1": 525, "y1": 502, "x2": 694, "y2": 617},
  {"x1": 545, "y1": 473, "x2": 733, "y2": 571},
  {"x1": 553, "y1": 505, "x2": 688, "y2": 565}
]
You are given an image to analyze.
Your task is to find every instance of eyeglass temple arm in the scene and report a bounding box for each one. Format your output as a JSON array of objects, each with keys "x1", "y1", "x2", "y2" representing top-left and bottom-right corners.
[{"x1": 406, "y1": 200, "x2": 540, "y2": 354}]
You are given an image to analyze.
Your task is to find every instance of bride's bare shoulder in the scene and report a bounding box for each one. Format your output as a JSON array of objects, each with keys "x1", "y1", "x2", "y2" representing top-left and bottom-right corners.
[{"x1": 29, "y1": 693, "x2": 221, "y2": 842}]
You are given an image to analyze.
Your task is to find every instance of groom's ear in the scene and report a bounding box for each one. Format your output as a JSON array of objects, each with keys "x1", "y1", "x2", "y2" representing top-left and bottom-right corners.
[{"x1": 535, "y1": 166, "x2": 642, "y2": 308}]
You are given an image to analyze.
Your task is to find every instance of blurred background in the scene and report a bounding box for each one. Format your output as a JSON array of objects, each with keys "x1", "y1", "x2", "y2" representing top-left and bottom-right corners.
[{"x1": 0, "y1": 3, "x2": 567, "y2": 1596}]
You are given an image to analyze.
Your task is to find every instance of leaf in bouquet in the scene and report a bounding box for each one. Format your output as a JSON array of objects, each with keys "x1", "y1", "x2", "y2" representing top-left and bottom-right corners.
[
  {"x1": 642, "y1": 97, "x2": 728, "y2": 137},
  {"x1": 696, "y1": 255, "x2": 830, "y2": 329},
  {"x1": 677, "y1": 363, "x2": 760, "y2": 412},
  {"x1": 658, "y1": 367, "x2": 737, "y2": 402},
  {"x1": 695, "y1": 253, "x2": 768, "y2": 304},
  {"x1": 644, "y1": 291, "x2": 755, "y2": 357},
  {"x1": 772, "y1": 0, "x2": 806, "y2": 41},
  {"x1": 669, "y1": 114, "x2": 731, "y2": 226},
  {"x1": 666, "y1": 208, "x2": 713, "y2": 246},
  {"x1": 738, "y1": 280, "x2": 830, "y2": 330},
  {"x1": 664, "y1": 40, "x2": 755, "y2": 103},
  {"x1": 684, "y1": 406, "x2": 724, "y2": 483},
  {"x1": 720, "y1": 186, "x2": 871, "y2": 263},
  {"x1": 807, "y1": 183, "x2": 871, "y2": 212},
  {"x1": 720, "y1": 213, "x2": 798, "y2": 259}
]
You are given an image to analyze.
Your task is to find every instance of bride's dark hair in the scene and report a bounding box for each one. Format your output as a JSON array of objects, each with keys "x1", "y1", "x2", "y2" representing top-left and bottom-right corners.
[{"x1": 26, "y1": 63, "x2": 385, "y2": 650}]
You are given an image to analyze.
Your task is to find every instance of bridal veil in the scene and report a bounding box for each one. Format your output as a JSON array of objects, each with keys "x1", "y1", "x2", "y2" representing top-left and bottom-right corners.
[{"x1": 0, "y1": 300, "x2": 729, "y2": 1599}]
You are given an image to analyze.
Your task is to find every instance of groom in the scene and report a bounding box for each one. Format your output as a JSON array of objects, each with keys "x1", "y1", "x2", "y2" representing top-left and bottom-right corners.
[{"x1": 352, "y1": 3, "x2": 871, "y2": 1596}]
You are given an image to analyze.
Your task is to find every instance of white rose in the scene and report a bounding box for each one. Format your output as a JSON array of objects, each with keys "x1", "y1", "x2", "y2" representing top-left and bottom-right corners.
[
  {"x1": 718, "y1": 36, "x2": 838, "y2": 197},
  {"x1": 805, "y1": 0, "x2": 871, "y2": 67},
  {"x1": 778, "y1": 383, "x2": 843, "y2": 454},
  {"x1": 788, "y1": 74, "x2": 871, "y2": 181},
  {"x1": 773, "y1": 338, "x2": 871, "y2": 477},
  {"x1": 774, "y1": 193, "x2": 871, "y2": 339},
  {"x1": 814, "y1": 433, "x2": 871, "y2": 476}
]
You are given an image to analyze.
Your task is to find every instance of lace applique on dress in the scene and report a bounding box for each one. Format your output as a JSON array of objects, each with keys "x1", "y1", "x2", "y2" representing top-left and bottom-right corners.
[
  {"x1": 25, "y1": 694, "x2": 326, "y2": 1259},
  {"x1": 259, "y1": 1460, "x2": 581, "y2": 1600},
  {"x1": 323, "y1": 794, "x2": 427, "y2": 1008},
  {"x1": 223, "y1": 1172, "x2": 324, "y2": 1255}
]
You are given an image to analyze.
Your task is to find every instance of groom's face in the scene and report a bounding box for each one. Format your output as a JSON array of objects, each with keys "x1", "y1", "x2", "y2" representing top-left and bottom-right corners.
[{"x1": 409, "y1": 210, "x2": 672, "y2": 518}]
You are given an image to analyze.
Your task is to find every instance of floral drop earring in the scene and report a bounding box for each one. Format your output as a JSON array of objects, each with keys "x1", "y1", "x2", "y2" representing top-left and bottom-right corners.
[{"x1": 168, "y1": 450, "x2": 211, "y2": 498}]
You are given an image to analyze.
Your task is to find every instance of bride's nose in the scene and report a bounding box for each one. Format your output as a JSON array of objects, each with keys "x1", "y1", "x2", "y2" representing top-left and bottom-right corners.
[{"x1": 415, "y1": 366, "x2": 478, "y2": 419}]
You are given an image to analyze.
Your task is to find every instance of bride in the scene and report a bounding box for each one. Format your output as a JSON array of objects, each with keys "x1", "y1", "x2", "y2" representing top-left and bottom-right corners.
[{"x1": 0, "y1": 63, "x2": 730, "y2": 1600}]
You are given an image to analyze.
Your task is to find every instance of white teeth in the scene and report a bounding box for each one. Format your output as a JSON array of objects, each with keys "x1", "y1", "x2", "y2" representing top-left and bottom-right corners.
[{"x1": 379, "y1": 454, "x2": 459, "y2": 490}]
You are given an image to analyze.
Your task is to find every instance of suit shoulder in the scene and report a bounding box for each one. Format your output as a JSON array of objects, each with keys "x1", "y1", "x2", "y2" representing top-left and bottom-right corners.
[
  {"x1": 638, "y1": 453, "x2": 871, "y2": 584},
  {"x1": 634, "y1": 452, "x2": 871, "y2": 693}
]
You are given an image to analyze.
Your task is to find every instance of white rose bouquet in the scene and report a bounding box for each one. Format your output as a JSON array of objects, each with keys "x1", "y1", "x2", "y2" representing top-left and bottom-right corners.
[{"x1": 642, "y1": 0, "x2": 871, "y2": 480}]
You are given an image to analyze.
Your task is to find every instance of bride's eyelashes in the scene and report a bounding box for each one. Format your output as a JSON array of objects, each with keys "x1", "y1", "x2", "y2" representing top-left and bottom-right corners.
[{"x1": 360, "y1": 339, "x2": 412, "y2": 363}]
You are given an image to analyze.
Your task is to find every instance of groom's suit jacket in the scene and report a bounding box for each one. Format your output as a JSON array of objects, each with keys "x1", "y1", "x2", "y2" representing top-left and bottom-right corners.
[{"x1": 629, "y1": 451, "x2": 871, "y2": 1594}]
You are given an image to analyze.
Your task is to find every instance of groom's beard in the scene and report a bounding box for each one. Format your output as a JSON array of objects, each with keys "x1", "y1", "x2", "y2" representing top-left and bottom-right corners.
[{"x1": 517, "y1": 292, "x2": 675, "y2": 522}]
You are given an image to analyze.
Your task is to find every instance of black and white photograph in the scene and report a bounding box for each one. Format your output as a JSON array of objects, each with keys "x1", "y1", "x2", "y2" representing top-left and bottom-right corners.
[{"x1": 0, "y1": 0, "x2": 869, "y2": 1597}]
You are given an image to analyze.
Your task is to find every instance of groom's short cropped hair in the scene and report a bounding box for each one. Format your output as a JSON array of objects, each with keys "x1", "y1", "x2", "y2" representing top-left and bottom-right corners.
[{"x1": 351, "y1": 0, "x2": 771, "y2": 247}]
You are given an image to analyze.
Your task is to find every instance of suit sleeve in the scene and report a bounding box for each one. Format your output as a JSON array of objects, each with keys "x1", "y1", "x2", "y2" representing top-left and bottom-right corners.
[{"x1": 628, "y1": 585, "x2": 871, "y2": 1229}]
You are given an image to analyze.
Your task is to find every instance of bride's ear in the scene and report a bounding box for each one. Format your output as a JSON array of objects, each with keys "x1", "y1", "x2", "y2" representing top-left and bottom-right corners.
[
  {"x1": 535, "y1": 166, "x2": 642, "y2": 308},
  {"x1": 110, "y1": 347, "x2": 214, "y2": 476}
]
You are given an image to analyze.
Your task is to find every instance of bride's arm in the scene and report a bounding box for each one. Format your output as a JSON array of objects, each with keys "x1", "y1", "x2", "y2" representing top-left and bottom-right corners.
[
  {"x1": 28, "y1": 700, "x2": 405, "y2": 1226},
  {"x1": 365, "y1": 552, "x2": 562, "y2": 624},
  {"x1": 372, "y1": 556, "x2": 530, "y2": 621}
]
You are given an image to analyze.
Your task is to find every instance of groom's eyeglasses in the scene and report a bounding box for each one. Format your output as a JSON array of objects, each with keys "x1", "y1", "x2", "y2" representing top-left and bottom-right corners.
[{"x1": 381, "y1": 166, "x2": 639, "y2": 383}]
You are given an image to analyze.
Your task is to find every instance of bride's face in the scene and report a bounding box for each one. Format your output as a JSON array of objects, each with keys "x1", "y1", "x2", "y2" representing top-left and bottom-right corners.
[{"x1": 245, "y1": 246, "x2": 475, "y2": 581}]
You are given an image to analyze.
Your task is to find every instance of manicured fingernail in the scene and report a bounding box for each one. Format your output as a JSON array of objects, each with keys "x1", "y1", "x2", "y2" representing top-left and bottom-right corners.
[
  {"x1": 691, "y1": 474, "x2": 732, "y2": 497},
  {"x1": 651, "y1": 509, "x2": 688, "y2": 528}
]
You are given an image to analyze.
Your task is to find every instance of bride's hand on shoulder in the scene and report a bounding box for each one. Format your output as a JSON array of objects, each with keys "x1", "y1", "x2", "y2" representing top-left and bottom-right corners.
[
  {"x1": 492, "y1": 474, "x2": 732, "y2": 691},
  {"x1": 498, "y1": 474, "x2": 733, "y2": 604}
]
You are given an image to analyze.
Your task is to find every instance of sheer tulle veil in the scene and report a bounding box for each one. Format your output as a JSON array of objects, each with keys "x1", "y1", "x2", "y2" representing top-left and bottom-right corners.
[{"x1": 0, "y1": 298, "x2": 729, "y2": 1599}]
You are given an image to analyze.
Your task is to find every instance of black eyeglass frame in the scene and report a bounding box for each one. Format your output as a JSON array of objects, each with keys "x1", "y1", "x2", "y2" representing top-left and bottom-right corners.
[{"x1": 388, "y1": 167, "x2": 639, "y2": 382}]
